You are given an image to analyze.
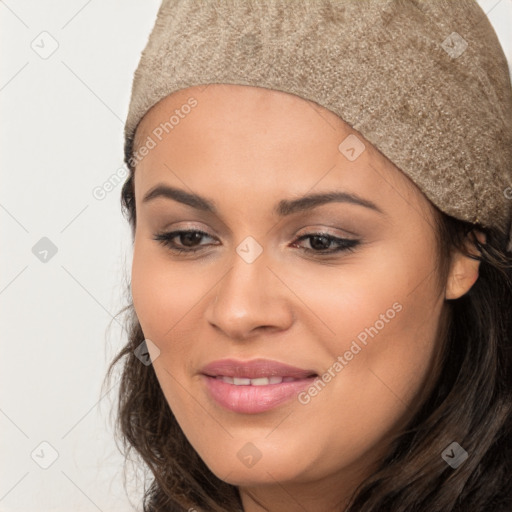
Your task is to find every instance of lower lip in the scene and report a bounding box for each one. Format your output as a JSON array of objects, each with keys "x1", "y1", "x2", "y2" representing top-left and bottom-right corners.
[{"x1": 202, "y1": 375, "x2": 316, "y2": 414}]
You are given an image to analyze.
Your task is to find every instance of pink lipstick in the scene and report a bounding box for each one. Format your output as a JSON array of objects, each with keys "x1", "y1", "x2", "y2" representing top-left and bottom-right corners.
[{"x1": 200, "y1": 358, "x2": 317, "y2": 414}]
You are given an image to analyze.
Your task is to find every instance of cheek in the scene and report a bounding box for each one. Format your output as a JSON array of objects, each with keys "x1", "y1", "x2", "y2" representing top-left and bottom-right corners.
[
  {"x1": 131, "y1": 237, "x2": 203, "y2": 345},
  {"x1": 293, "y1": 248, "x2": 444, "y2": 459},
  {"x1": 130, "y1": 242, "x2": 206, "y2": 420},
  {"x1": 284, "y1": 241, "x2": 439, "y2": 350}
]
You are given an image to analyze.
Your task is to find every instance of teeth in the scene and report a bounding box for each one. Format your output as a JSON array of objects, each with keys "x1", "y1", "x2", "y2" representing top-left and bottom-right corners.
[
  {"x1": 233, "y1": 377, "x2": 251, "y2": 385},
  {"x1": 251, "y1": 377, "x2": 270, "y2": 386},
  {"x1": 217, "y1": 376, "x2": 295, "y2": 385}
]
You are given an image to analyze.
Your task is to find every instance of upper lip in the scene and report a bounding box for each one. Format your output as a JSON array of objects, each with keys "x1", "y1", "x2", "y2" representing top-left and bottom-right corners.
[{"x1": 201, "y1": 358, "x2": 317, "y2": 379}]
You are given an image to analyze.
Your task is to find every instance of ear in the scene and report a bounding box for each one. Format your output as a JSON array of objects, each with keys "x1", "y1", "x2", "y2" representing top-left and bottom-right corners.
[{"x1": 445, "y1": 230, "x2": 486, "y2": 300}]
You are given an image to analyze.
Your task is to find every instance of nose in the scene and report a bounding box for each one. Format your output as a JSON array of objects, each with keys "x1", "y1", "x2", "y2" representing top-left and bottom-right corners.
[{"x1": 204, "y1": 249, "x2": 295, "y2": 341}]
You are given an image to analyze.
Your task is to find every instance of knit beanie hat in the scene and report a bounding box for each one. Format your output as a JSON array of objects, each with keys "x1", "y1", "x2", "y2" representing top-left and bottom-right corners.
[{"x1": 124, "y1": 0, "x2": 512, "y2": 252}]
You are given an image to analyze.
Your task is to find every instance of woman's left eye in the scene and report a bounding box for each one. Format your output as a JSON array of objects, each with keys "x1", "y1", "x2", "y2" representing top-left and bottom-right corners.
[
  {"x1": 292, "y1": 232, "x2": 360, "y2": 254},
  {"x1": 153, "y1": 229, "x2": 360, "y2": 256}
]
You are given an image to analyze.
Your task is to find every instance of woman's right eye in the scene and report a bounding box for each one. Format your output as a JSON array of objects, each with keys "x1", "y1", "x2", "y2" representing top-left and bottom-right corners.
[{"x1": 153, "y1": 229, "x2": 217, "y2": 254}]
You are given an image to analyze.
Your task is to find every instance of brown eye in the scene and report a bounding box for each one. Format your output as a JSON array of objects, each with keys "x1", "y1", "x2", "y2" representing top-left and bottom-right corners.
[
  {"x1": 306, "y1": 234, "x2": 332, "y2": 251},
  {"x1": 292, "y1": 232, "x2": 360, "y2": 254},
  {"x1": 178, "y1": 231, "x2": 204, "y2": 247},
  {"x1": 153, "y1": 229, "x2": 217, "y2": 253}
]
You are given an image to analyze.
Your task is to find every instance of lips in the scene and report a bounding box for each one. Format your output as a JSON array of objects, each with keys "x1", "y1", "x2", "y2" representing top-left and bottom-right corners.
[
  {"x1": 215, "y1": 376, "x2": 302, "y2": 386},
  {"x1": 200, "y1": 358, "x2": 318, "y2": 414},
  {"x1": 201, "y1": 358, "x2": 317, "y2": 380}
]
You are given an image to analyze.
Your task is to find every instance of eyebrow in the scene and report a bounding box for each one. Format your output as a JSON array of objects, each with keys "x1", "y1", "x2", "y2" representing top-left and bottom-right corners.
[
  {"x1": 143, "y1": 184, "x2": 216, "y2": 212},
  {"x1": 142, "y1": 184, "x2": 384, "y2": 216}
]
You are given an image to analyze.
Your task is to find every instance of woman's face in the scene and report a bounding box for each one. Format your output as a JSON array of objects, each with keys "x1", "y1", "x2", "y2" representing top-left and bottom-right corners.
[{"x1": 131, "y1": 84, "x2": 455, "y2": 508}]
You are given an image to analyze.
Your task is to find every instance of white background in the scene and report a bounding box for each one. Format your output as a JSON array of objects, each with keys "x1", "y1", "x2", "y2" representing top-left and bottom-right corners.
[{"x1": 1, "y1": 1, "x2": 511, "y2": 511}]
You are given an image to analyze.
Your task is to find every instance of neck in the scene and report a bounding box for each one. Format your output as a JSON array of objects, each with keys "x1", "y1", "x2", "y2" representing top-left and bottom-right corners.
[{"x1": 237, "y1": 455, "x2": 380, "y2": 512}]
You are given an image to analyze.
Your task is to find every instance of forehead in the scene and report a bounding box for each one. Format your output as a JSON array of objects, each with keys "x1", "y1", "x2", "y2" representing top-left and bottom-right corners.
[
  {"x1": 134, "y1": 84, "x2": 345, "y2": 154},
  {"x1": 133, "y1": 84, "x2": 425, "y2": 216}
]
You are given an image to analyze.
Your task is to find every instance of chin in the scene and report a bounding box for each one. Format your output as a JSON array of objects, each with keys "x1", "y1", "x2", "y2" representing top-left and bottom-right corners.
[{"x1": 198, "y1": 445, "x2": 312, "y2": 487}]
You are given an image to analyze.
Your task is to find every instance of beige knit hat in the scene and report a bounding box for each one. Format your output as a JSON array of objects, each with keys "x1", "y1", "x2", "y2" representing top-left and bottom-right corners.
[{"x1": 124, "y1": 0, "x2": 512, "y2": 252}]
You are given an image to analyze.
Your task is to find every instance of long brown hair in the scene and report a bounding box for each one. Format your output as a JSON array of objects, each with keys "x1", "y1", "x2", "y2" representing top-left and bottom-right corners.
[{"x1": 105, "y1": 156, "x2": 512, "y2": 511}]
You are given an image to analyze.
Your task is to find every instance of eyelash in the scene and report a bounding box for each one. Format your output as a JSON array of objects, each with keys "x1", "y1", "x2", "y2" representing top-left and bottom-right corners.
[{"x1": 153, "y1": 229, "x2": 360, "y2": 256}]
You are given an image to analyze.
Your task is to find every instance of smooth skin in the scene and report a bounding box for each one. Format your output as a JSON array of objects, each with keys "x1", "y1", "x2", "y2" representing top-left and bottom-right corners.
[{"x1": 130, "y1": 84, "x2": 481, "y2": 512}]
